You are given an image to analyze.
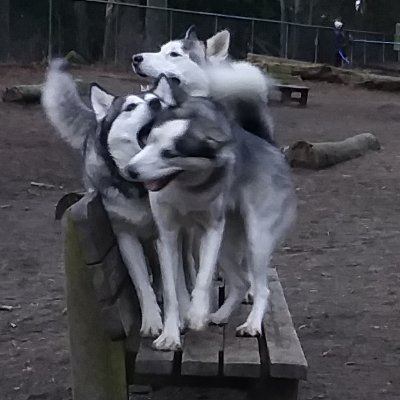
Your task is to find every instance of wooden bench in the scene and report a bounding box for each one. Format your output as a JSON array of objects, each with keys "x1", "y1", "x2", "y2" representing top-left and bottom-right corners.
[
  {"x1": 62, "y1": 192, "x2": 307, "y2": 400},
  {"x1": 275, "y1": 84, "x2": 310, "y2": 106}
]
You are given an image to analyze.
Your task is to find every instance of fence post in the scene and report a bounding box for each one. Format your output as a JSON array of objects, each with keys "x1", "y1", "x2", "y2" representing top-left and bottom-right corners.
[
  {"x1": 382, "y1": 34, "x2": 385, "y2": 64},
  {"x1": 285, "y1": 23, "x2": 289, "y2": 58},
  {"x1": 314, "y1": 27, "x2": 319, "y2": 63},
  {"x1": 250, "y1": 19, "x2": 254, "y2": 54},
  {"x1": 214, "y1": 15, "x2": 218, "y2": 33},
  {"x1": 48, "y1": 0, "x2": 53, "y2": 60}
]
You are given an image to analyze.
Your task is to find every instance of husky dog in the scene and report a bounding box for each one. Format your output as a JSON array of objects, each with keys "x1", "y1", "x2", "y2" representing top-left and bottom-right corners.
[
  {"x1": 127, "y1": 77, "x2": 296, "y2": 350},
  {"x1": 42, "y1": 60, "x2": 171, "y2": 337},
  {"x1": 132, "y1": 26, "x2": 275, "y2": 144}
]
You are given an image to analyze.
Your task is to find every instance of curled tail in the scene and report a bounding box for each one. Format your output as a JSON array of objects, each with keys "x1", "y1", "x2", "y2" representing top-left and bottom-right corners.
[
  {"x1": 206, "y1": 61, "x2": 275, "y2": 144},
  {"x1": 42, "y1": 59, "x2": 96, "y2": 151}
]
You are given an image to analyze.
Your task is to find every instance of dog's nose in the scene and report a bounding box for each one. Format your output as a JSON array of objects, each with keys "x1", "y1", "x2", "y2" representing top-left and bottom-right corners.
[
  {"x1": 132, "y1": 54, "x2": 143, "y2": 64},
  {"x1": 127, "y1": 166, "x2": 139, "y2": 180},
  {"x1": 149, "y1": 98, "x2": 161, "y2": 112}
]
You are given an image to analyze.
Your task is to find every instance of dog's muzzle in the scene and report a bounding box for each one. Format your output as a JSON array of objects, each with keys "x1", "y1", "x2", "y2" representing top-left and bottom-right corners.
[{"x1": 132, "y1": 54, "x2": 148, "y2": 77}]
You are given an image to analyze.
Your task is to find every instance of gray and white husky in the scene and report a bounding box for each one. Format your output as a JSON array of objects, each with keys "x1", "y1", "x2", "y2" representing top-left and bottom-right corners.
[
  {"x1": 127, "y1": 77, "x2": 297, "y2": 351},
  {"x1": 42, "y1": 60, "x2": 171, "y2": 337},
  {"x1": 132, "y1": 26, "x2": 275, "y2": 144}
]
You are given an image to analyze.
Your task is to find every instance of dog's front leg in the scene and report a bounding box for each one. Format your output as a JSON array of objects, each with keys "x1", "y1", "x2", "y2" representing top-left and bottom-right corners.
[
  {"x1": 115, "y1": 229, "x2": 163, "y2": 338},
  {"x1": 152, "y1": 228, "x2": 182, "y2": 350},
  {"x1": 187, "y1": 219, "x2": 225, "y2": 330}
]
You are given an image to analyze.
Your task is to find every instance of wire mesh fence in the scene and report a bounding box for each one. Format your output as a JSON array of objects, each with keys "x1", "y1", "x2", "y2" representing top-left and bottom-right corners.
[{"x1": 1, "y1": 0, "x2": 398, "y2": 71}]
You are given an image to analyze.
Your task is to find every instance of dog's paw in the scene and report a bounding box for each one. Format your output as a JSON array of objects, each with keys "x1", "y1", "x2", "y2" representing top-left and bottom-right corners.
[
  {"x1": 140, "y1": 312, "x2": 163, "y2": 338},
  {"x1": 187, "y1": 306, "x2": 209, "y2": 331},
  {"x1": 209, "y1": 311, "x2": 229, "y2": 326},
  {"x1": 235, "y1": 321, "x2": 262, "y2": 337},
  {"x1": 152, "y1": 332, "x2": 181, "y2": 351}
]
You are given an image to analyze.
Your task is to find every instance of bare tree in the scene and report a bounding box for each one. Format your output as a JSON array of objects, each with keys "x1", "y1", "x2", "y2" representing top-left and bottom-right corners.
[
  {"x1": 103, "y1": 0, "x2": 116, "y2": 63},
  {"x1": 145, "y1": 0, "x2": 169, "y2": 51},
  {"x1": 74, "y1": 1, "x2": 89, "y2": 59},
  {"x1": 0, "y1": 0, "x2": 10, "y2": 62},
  {"x1": 279, "y1": 0, "x2": 287, "y2": 57}
]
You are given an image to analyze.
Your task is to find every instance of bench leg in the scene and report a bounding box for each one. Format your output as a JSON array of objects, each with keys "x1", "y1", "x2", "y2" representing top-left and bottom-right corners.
[
  {"x1": 280, "y1": 90, "x2": 291, "y2": 103},
  {"x1": 65, "y1": 217, "x2": 128, "y2": 400},
  {"x1": 248, "y1": 378, "x2": 299, "y2": 400},
  {"x1": 299, "y1": 91, "x2": 308, "y2": 106}
]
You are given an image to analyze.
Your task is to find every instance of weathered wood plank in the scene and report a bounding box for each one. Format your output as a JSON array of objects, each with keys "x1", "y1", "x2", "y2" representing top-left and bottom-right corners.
[
  {"x1": 100, "y1": 280, "x2": 140, "y2": 341},
  {"x1": 69, "y1": 192, "x2": 116, "y2": 264},
  {"x1": 223, "y1": 305, "x2": 260, "y2": 378},
  {"x1": 181, "y1": 284, "x2": 223, "y2": 376},
  {"x1": 135, "y1": 338, "x2": 175, "y2": 375},
  {"x1": 181, "y1": 325, "x2": 223, "y2": 376},
  {"x1": 88, "y1": 246, "x2": 128, "y2": 303},
  {"x1": 64, "y1": 214, "x2": 128, "y2": 400},
  {"x1": 263, "y1": 268, "x2": 308, "y2": 380}
]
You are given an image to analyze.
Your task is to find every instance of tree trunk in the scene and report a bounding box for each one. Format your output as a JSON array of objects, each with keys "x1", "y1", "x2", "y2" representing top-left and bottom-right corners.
[
  {"x1": 74, "y1": 2, "x2": 89, "y2": 60},
  {"x1": 290, "y1": 0, "x2": 302, "y2": 59},
  {"x1": 103, "y1": 0, "x2": 116, "y2": 63},
  {"x1": 279, "y1": 0, "x2": 287, "y2": 57},
  {"x1": 115, "y1": 1, "x2": 145, "y2": 69},
  {"x1": 0, "y1": 0, "x2": 10, "y2": 62},
  {"x1": 308, "y1": 0, "x2": 314, "y2": 25},
  {"x1": 145, "y1": 0, "x2": 169, "y2": 51}
]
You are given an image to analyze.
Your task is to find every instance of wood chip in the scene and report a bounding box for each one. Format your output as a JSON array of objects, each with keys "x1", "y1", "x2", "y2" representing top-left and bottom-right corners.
[
  {"x1": 30, "y1": 181, "x2": 56, "y2": 189},
  {"x1": 0, "y1": 305, "x2": 14, "y2": 311}
]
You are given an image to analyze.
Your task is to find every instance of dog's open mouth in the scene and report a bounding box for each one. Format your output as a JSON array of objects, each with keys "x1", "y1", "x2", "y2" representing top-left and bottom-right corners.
[
  {"x1": 132, "y1": 64, "x2": 148, "y2": 78},
  {"x1": 143, "y1": 171, "x2": 181, "y2": 192}
]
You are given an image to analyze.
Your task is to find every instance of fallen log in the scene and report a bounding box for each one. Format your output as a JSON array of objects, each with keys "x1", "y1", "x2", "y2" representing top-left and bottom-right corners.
[
  {"x1": 2, "y1": 79, "x2": 90, "y2": 104},
  {"x1": 283, "y1": 133, "x2": 380, "y2": 169}
]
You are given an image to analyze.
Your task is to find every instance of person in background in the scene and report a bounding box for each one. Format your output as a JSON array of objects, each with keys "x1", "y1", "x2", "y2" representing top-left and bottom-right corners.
[{"x1": 333, "y1": 19, "x2": 351, "y2": 67}]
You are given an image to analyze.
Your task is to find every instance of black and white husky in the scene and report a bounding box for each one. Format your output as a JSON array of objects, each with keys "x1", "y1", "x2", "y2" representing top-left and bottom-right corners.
[
  {"x1": 42, "y1": 60, "x2": 173, "y2": 337},
  {"x1": 132, "y1": 26, "x2": 275, "y2": 144},
  {"x1": 127, "y1": 77, "x2": 297, "y2": 351}
]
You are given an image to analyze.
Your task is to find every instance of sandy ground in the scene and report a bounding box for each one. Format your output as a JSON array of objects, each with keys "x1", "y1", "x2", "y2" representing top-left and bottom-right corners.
[{"x1": 0, "y1": 65, "x2": 399, "y2": 400}]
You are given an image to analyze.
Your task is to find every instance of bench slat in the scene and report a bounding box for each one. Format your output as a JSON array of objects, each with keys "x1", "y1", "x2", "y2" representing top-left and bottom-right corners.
[
  {"x1": 263, "y1": 268, "x2": 308, "y2": 380},
  {"x1": 135, "y1": 339, "x2": 175, "y2": 375},
  {"x1": 223, "y1": 305, "x2": 260, "y2": 378},
  {"x1": 69, "y1": 192, "x2": 116, "y2": 264},
  {"x1": 181, "y1": 284, "x2": 224, "y2": 376},
  {"x1": 181, "y1": 325, "x2": 223, "y2": 376}
]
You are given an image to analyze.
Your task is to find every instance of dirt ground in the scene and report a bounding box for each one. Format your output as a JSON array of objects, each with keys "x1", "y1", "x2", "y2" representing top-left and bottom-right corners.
[{"x1": 0, "y1": 65, "x2": 399, "y2": 400}]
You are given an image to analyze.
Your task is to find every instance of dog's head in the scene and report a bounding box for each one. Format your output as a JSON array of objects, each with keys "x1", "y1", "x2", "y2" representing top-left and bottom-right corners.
[
  {"x1": 89, "y1": 80, "x2": 168, "y2": 180},
  {"x1": 131, "y1": 26, "x2": 230, "y2": 96},
  {"x1": 126, "y1": 75, "x2": 232, "y2": 192}
]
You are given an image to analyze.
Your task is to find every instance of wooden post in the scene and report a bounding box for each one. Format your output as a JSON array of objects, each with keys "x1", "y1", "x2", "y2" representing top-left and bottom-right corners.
[{"x1": 64, "y1": 216, "x2": 128, "y2": 400}]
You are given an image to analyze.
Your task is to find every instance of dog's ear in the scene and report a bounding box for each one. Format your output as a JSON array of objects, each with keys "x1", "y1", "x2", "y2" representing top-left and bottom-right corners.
[
  {"x1": 90, "y1": 84, "x2": 115, "y2": 122},
  {"x1": 153, "y1": 74, "x2": 187, "y2": 106},
  {"x1": 206, "y1": 30, "x2": 230, "y2": 61},
  {"x1": 185, "y1": 25, "x2": 198, "y2": 41}
]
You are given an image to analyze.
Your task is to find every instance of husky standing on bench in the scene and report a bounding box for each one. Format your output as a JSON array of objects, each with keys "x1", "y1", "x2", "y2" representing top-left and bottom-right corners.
[
  {"x1": 132, "y1": 26, "x2": 275, "y2": 145},
  {"x1": 127, "y1": 77, "x2": 296, "y2": 351},
  {"x1": 42, "y1": 60, "x2": 179, "y2": 337}
]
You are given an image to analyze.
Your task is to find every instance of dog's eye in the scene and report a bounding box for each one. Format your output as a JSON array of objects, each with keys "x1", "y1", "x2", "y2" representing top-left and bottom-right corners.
[
  {"x1": 161, "y1": 149, "x2": 178, "y2": 159},
  {"x1": 169, "y1": 52, "x2": 181, "y2": 57},
  {"x1": 125, "y1": 103, "x2": 137, "y2": 112}
]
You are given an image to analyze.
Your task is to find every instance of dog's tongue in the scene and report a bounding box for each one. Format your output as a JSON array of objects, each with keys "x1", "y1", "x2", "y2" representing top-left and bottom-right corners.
[{"x1": 144, "y1": 180, "x2": 165, "y2": 192}]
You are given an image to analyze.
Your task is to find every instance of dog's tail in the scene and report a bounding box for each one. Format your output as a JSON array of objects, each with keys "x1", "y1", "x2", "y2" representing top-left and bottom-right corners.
[
  {"x1": 205, "y1": 61, "x2": 276, "y2": 144},
  {"x1": 42, "y1": 59, "x2": 96, "y2": 151}
]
